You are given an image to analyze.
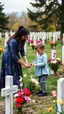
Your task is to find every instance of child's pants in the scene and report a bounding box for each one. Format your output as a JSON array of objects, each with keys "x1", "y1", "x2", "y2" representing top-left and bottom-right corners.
[{"x1": 39, "y1": 75, "x2": 48, "y2": 93}]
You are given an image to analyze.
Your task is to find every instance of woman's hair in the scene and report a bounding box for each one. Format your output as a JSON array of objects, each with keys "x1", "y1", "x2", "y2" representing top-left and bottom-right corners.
[
  {"x1": 7, "y1": 26, "x2": 29, "y2": 44},
  {"x1": 35, "y1": 43, "x2": 45, "y2": 50}
]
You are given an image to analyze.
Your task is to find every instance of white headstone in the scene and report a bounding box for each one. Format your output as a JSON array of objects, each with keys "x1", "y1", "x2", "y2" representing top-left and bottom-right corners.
[
  {"x1": 57, "y1": 78, "x2": 64, "y2": 114},
  {"x1": 53, "y1": 33, "x2": 56, "y2": 43},
  {"x1": 0, "y1": 32, "x2": 1, "y2": 40},
  {"x1": 51, "y1": 50, "x2": 56, "y2": 60},
  {"x1": 5, "y1": 32, "x2": 9, "y2": 47},
  {"x1": 24, "y1": 42, "x2": 26, "y2": 53},
  {"x1": 62, "y1": 46, "x2": 64, "y2": 65},
  {"x1": 5, "y1": 32, "x2": 9, "y2": 40},
  {"x1": 42, "y1": 35, "x2": 45, "y2": 45},
  {"x1": 62, "y1": 33, "x2": 64, "y2": 64},
  {"x1": 1, "y1": 76, "x2": 18, "y2": 114},
  {"x1": 5, "y1": 39, "x2": 7, "y2": 48},
  {"x1": 63, "y1": 33, "x2": 64, "y2": 42},
  {"x1": 10, "y1": 30, "x2": 13, "y2": 36},
  {"x1": 48, "y1": 32, "x2": 52, "y2": 41}
]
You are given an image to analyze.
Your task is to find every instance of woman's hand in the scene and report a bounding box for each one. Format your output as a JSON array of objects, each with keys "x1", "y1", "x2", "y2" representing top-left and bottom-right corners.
[
  {"x1": 23, "y1": 56, "x2": 29, "y2": 64},
  {"x1": 25, "y1": 61, "x2": 29, "y2": 65},
  {"x1": 17, "y1": 59, "x2": 31, "y2": 68}
]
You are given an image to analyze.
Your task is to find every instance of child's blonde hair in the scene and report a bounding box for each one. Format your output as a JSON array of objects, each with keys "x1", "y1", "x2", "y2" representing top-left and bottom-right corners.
[{"x1": 35, "y1": 43, "x2": 45, "y2": 50}]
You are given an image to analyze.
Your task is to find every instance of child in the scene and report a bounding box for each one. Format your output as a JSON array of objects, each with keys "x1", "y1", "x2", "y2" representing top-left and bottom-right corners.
[{"x1": 31, "y1": 43, "x2": 50, "y2": 96}]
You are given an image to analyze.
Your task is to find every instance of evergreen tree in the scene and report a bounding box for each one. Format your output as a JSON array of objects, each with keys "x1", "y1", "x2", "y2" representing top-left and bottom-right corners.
[
  {"x1": 0, "y1": 2, "x2": 9, "y2": 32},
  {"x1": 28, "y1": 0, "x2": 64, "y2": 35}
]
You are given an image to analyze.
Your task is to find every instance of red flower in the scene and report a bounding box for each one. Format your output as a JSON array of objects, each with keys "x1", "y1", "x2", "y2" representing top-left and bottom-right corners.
[
  {"x1": 15, "y1": 97, "x2": 24, "y2": 103},
  {"x1": 22, "y1": 88, "x2": 31, "y2": 96},
  {"x1": 48, "y1": 58, "x2": 52, "y2": 62},
  {"x1": 18, "y1": 91, "x2": 23, "y2": 96},
  {"x1": 36, "y1": 40, "x2": 41, "y2": 44},
  {"x1": 57, "y1": 59, "x2": 62, "y2": 65},
  {"x1": 17, "y1": 103, "x2": 22, "y2": 108},
  {"x1": 28, "y1": 39, "x2": 33, "y2": 43}
]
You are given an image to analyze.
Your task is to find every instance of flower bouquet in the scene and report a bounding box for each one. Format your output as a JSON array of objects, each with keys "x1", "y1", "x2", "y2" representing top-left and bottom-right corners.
[
  {"x1": 49, "y1": 41, "x2": 55, "y2": 48},
  {"x1": 14, "y1": 76, "x2": 32, "y2": 114},
  {"x1": 14, "y1": 88, "x2": 32, "y2": 114},
  {"x1": 48, "y1": 58, "x2": 62, "y2": 75}
]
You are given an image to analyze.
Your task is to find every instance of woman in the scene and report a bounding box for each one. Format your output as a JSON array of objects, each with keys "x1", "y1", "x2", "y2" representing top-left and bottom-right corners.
[{"x1": 0, "y1": 26, "x2": 30, "y2": 89}]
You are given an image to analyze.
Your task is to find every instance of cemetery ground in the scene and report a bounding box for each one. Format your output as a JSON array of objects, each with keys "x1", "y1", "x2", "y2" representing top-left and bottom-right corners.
[{"x1": 0, "y1": 38, "x2": 64, "y2": 114}]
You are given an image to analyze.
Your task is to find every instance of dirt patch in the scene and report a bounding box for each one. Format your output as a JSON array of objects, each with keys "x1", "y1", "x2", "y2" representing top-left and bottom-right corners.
[
  {"x1": 0, "y1": 100, "x2": 5, "y2": 114},
  {"x1": 0, "y1": 95, "x2": 55, "y2": 114}
]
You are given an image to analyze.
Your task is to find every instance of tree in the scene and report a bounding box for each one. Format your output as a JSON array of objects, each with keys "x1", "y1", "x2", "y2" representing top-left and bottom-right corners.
[
  {"x1": 8, "y1": 11, "x2": 33, "y2": 31},
  {"x1": 0, "y1": 2, "x2": 9, "y2": 32},
  {"x1": 19, "y1": 12, "x2": 32, "y2": 28},
  {"x1": 8, "y1": 12, "x2": 18, "y2": 30},
  {"x1": 28, "y1": 0, "x2": 64, "y2": 35},
  {"x1": 12, "y1": 22, "x2": 20, "y2": 31}
]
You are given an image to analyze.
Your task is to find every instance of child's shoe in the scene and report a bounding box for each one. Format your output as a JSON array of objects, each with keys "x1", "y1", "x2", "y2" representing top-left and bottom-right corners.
[
  {"x1": 38, "y1": 92, "x2": 47, "y2": 96},
  {"x1": 37, "y1": 90, "x2": 42, "y2": 94}
]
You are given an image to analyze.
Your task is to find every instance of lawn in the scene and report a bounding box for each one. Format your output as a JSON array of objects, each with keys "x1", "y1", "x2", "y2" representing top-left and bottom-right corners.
[{"x1": 0, "y1": 38, "x2": 63, "y2": 114}]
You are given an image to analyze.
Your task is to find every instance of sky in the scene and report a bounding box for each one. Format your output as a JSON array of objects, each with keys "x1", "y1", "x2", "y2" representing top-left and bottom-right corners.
[
  {"x1": 0, "y1": 0, "x2": 33, "y2": 14},
  {"x1": 0, "y1": 0, "x2": 62, "y2": 14}
]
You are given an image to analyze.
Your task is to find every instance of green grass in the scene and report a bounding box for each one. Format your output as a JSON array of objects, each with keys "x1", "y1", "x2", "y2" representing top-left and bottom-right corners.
[
  {"x1": 0, "y1": 38, "x2": 5, "y2": 48},
  {"x1": 0, "y1": 38, "x2": 62, "y2": 114}
]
